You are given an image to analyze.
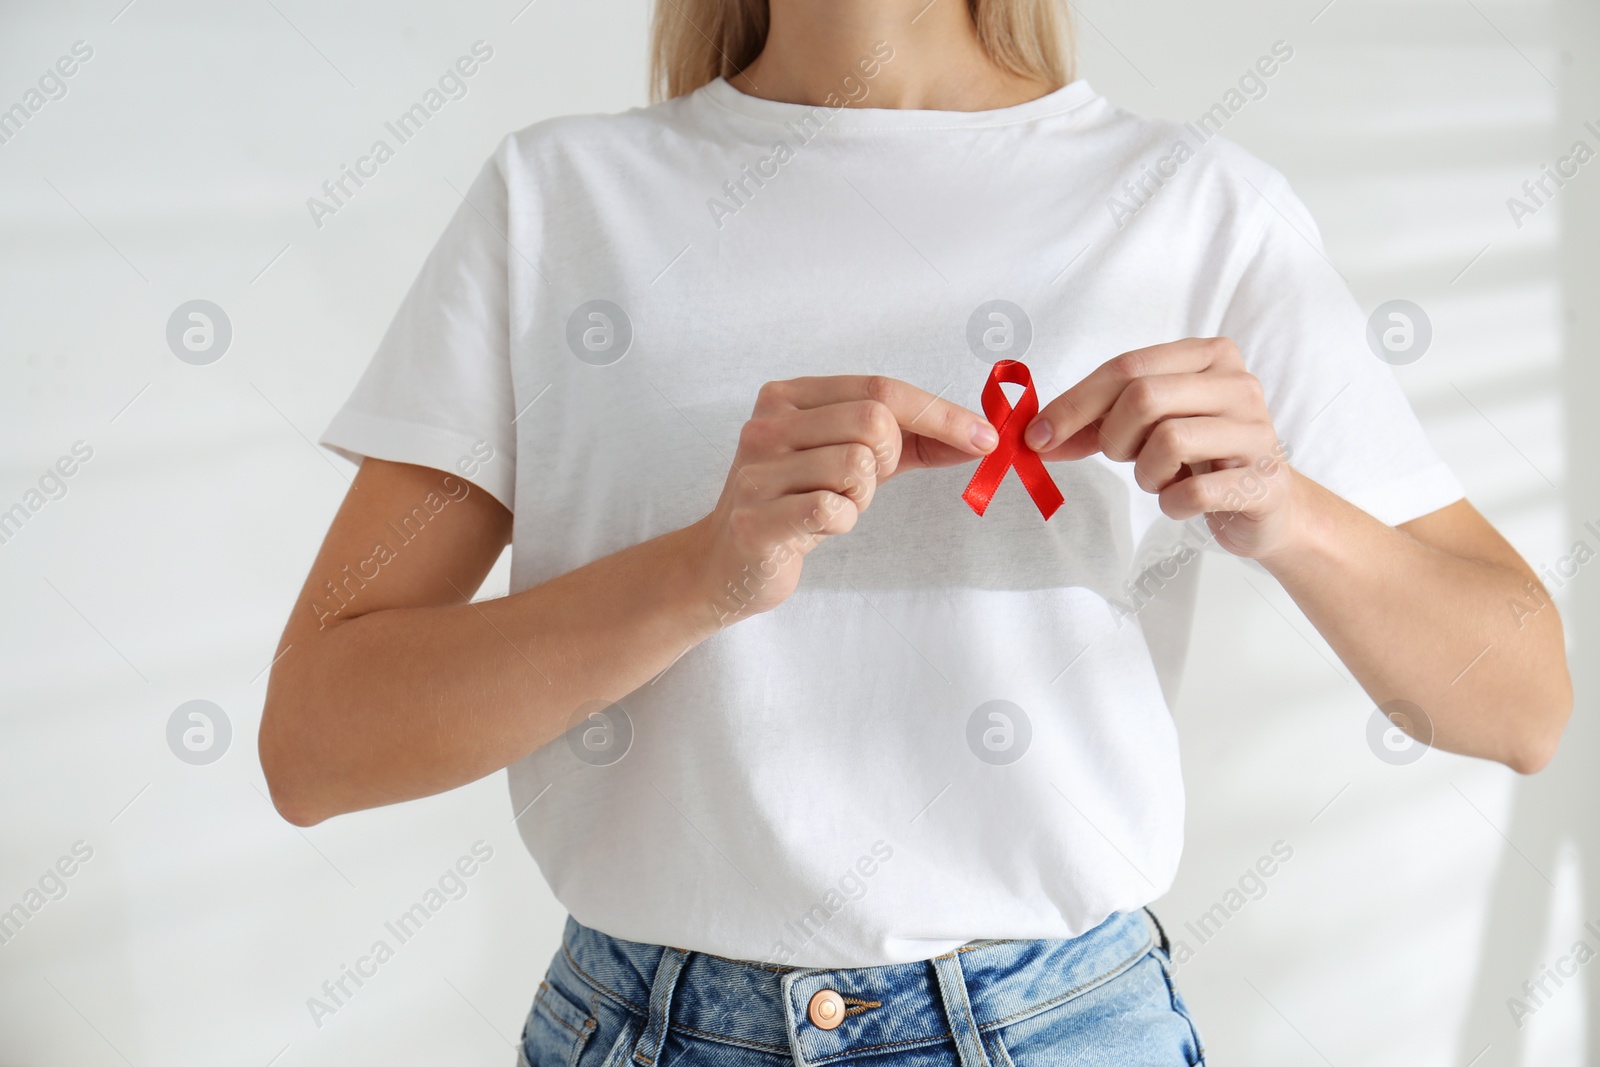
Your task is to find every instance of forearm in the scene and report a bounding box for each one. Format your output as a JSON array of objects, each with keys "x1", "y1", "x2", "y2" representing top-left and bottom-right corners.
[
  {"x1": 261, "y1": 522, "x2": 720, "y2": 825},
  {"x1": 1260, "y1": 472, "x2": 1571, "y2": 772}
]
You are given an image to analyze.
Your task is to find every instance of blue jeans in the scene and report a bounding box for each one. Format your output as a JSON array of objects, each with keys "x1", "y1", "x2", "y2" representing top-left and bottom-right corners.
[{"x1": 519, "y1": 910, "x2": 1205, "y2": 1067}]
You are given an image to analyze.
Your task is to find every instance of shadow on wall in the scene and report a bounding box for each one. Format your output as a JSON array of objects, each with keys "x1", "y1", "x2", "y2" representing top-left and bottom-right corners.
[
  {"x1": 1458, "y1": 715, "x2": 1600, "y2": 1062},
  {"x1": 1457, "y1": 0, "x2": 1600, "y2": 1061}
]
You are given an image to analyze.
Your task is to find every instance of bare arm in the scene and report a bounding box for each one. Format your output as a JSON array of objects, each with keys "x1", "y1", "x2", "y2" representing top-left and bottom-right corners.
[
  {"x1": 260, "y1": 377, "x2": 999, "y2": 825},
  {"x1": 258, "y1": 458, "x2": 717, "y2": 826},
  {"x1": 1262, "y1": 485, "x2": 1570, "y2": 773}
]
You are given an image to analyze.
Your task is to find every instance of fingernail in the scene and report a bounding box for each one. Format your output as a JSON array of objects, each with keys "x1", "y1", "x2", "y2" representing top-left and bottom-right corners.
[
  {"x1": 1025, "y1": 419, "x2": 1053, "y2": 450},
  {"x1": 971, "y1": 422, "x2": 999, "y2": 451}
]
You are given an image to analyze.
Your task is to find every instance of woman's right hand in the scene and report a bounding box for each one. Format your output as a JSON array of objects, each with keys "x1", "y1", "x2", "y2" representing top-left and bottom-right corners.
[{"x1": 690, "y1": 375, "x2": 999, "y2": 623}]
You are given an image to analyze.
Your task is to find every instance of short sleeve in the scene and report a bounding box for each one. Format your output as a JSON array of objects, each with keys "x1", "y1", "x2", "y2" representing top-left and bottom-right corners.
[
  {"x1": 1219, "y1": 172, "x2": 1463, "y2": 527},
  {"x1": 319, "y1": 149, "x2": 516, "y2": 510}
]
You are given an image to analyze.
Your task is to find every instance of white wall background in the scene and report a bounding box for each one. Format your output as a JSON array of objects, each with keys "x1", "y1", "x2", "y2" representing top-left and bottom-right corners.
[{"x1": 1, "y1": 0, "x2": 1594, "y2": 1064}]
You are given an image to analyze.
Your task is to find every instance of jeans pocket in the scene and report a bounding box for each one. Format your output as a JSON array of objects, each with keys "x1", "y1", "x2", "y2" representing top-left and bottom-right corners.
[
  {"x1": 984, "y1": 1027, "x2": 1019, "y2": 1067},
  {"x1": 591, "y1": 1017, "x2": 639, "y2": 1067},
  {"x1": 521, "y1": 980, "x2": 597, "y2": 1067},
  {"x1": 1152, "y1": 951, "x2": 1206, "y2": 1066}
]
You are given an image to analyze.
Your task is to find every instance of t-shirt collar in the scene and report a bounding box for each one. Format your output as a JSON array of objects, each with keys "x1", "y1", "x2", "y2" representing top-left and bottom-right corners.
[{"x1": 698, "y1": 74, "x2": 1101, "y2": 130}]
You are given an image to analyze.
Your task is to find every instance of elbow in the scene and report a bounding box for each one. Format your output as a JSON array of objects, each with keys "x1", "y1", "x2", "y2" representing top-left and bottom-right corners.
[
  {"x1": 269, "y1": 787, "x2": 326, "y2": 828},
  {"x1": 1504, "y1": 676, "x2": 1573, "y2": 776},
  {"x1": 258, "y1": 708, "x2": 329, "y2": 828},
  {"x1": 1508, "y1": 742, "x2": 1559, "y2": 777}
]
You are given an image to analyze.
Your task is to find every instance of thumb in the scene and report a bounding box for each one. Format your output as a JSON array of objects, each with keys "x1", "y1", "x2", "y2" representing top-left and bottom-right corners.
[
  {"x1": 895, "y1": 434, "x2": 990, "y2": 475},
  {"x1": 1034, "y1": 422, "x2": 1102, "y2": 462}
]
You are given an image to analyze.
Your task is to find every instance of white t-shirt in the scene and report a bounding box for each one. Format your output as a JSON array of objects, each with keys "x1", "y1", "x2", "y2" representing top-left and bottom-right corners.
[{"x1": 320, "y1": 76, "x2": 1462, "y2": 967}]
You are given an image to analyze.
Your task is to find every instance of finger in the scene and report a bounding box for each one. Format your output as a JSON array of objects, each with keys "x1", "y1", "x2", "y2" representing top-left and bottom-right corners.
[
  {"x1": 1132, "y1": 417, "x2": 1276, "y2": 493},
  {"x1": 1096, "y1": 372, "x2": 1265, "y2": 463},
  {"x1": 1156, "y1": 466, "x2": 1279, "y2": 521},
  {"x1": 756, "y1": 376, "x2": 998, "y2": 456},
  {"x1": 1026, "y1": 337, "x2": 1244, "y2": 452},
  {"x1": 740, "y1": 401, "x2": 902, "y2": 477},
  {"x1": 740, "y1": 444, "x2": 881, "y2": 510},
  {"x1": 1030, "y1": 423, "x2": 1103, "y2": 463},
  {"x1": 747, "y1": 490, "x2": 859, "y2": 549},
  {"x1": 896, "y1": 433, "x2": 999, "y2": 473}
]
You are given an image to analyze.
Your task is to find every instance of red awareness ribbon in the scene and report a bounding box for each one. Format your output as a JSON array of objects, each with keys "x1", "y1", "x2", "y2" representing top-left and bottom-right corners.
[{"x1": 962, "y1": 359, "x2": 1064, "y2": 520}]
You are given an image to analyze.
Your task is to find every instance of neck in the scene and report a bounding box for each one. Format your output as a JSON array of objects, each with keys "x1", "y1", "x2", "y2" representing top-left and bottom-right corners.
[{"x1": 733, "y1": 0, "x2": 1057, "y2": 111}]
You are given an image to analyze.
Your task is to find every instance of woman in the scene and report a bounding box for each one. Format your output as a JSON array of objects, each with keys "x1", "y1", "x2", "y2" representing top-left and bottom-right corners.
[{"x1": 260, "y1": 1, "x2": 1572, "y2": 1063}]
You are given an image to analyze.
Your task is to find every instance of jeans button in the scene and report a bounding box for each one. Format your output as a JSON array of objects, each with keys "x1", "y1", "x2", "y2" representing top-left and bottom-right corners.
[{"x1": 807, "y1": 988, "x2": 845, "y2": 1030}]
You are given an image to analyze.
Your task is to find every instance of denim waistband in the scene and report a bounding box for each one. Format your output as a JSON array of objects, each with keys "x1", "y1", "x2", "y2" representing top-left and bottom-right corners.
[{"x1": 550, "y1": 911, "x2": 1157, "y2": 1066}]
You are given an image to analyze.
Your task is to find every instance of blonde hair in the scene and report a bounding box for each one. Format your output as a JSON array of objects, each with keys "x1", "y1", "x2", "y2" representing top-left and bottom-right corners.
[{"x1": 649, "y1": 0, "x2": 1075, "y2": 103}]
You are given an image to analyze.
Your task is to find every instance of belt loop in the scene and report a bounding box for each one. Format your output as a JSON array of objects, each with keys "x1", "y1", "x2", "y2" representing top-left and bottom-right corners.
[
  {"x1": 931, "y1": 953, "x2": 993, "y2": 1067},
  {"x1": 631, "y1": 946, "x2": 690, "y2": 1067},
  {"x1": 1144, "y1": 907, "x2": 1171, "y2": 957}
]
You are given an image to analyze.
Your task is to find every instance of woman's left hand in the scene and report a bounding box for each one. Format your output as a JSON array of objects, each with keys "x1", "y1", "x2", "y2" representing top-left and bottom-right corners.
[{"x1": 1023, "y1": 337, "x2": 1300, "y2": 559}]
